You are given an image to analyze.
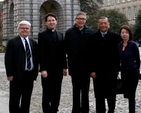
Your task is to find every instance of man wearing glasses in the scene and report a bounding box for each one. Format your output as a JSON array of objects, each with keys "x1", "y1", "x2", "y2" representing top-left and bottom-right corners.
[
  {"x1": 65, "y1": 12, "x2": 94, "y2": 113},
  {"x1": 5, "y1": 20, "x2": 38, "y2": 113}
]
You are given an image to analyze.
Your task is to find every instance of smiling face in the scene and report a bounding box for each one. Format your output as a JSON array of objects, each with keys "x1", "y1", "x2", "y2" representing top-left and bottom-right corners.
[
  {"x1": 120, "y1": 28, "x2": 130, "y2": 41},
  {"x1": 119, "y1": 25, "x2": 132, "y2": 41},
  {"x1": 75, "y1": 14, "x2": 87, "y2": 29},
  {"x1": 97, "y1": 18, "x2": 110, "y2": 32},
  {"x1": 45, "y1": 16, "x2": 57, "y2": 30},
  {"x1": 18, "y1": 24, "x2": 30, "y2": 38}
]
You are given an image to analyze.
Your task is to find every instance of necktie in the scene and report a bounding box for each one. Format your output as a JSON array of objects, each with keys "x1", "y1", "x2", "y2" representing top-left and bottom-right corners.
[
  {"x1": 24, "y1": 38, "x2": 31, "y2": 70},
  {"x1": 102, "y1": 33, "x2": 105, "y2": 38}
]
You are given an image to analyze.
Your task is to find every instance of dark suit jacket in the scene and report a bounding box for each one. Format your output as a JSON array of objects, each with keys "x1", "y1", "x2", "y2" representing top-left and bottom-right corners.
[
  {"x1": 5, "y1": 36, "x2": 38, "y2": 81},
  {"x1": 38, "y1": 29, "x2": 67, "y2": 74}
]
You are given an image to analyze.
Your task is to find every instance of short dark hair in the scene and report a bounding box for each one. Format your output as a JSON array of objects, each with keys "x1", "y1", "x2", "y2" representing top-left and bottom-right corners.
[
  {"x1": 45, "y1": 13, "x2": 58, "y2": 22},
  {"x1": 98, "y1": 16, "x2": 109, "y2": 23},
  {"x1": 119, "y1": 25, "x2": 133, "y2": 40}
]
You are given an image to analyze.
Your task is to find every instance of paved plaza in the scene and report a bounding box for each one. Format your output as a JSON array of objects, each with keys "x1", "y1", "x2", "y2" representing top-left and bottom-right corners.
[{"x1": 0, "y1": 53, "x2": 141, "y2": 113}]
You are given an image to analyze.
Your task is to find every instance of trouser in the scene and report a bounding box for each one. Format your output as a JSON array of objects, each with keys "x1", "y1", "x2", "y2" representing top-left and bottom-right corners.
[
  {"x1": 9, "y1": 71, "x2": 34, "y2": 113},
  {"x1": 71, "y1": 74, "x2": 90, "y2": 113},
  {"x1": 121, "y1": 69, "x2": 139, "y2": 113},
  {"x1": 128, "y1": 98, "x2": 135, "y2": 113},
  {"x1": 96, "y1": 97, "x2": 116, "y2": 113},
  {"x1": 41, "y1": 71, "x2": 63, "y2": 113}
]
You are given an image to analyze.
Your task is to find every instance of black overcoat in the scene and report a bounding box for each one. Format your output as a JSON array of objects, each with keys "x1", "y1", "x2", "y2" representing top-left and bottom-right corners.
[
  {"x1": 65, "y1": 25, "x2": 94, "y2": 76},
  {"x1": 88, "y1": 30, "x2": 120, "y2": 98}
]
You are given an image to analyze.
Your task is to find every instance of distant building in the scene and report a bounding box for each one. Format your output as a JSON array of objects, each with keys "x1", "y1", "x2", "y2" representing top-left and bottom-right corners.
[
  {"x1": 0, "y1": 2, "x2": 3, "y2": 45},
  {"x1": 2, "y1": 0, "x2": 81, "y2": 46},
  {"x1": 102, "y1": 0, "x2": 141, "y2": 25}
]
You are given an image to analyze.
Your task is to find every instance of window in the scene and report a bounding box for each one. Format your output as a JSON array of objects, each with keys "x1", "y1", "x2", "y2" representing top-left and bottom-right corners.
[
  {"x1": 112, "y1": 1, "x2": 115, "y2": 5},
  {"x1": 122, "y1": 8, "x2": 126, "y2": 15},
  {"x1": 122, "y1": 0, "x2": 125, "y2": 3},
  {"x1": 127, "y1": 7, "x2": 131, "y2": 20},
  {"x1": 103, "y1": 0, "x2": 106, "y2": 5},
  {"x1": 134, "y1": 6, "x2": 137, "y2": 19},
  {"x1": 140, "y1": 5, "x2": 141, "y2": 9},
  {"x1": 116, "y1": 0, "x2": 120, "y2": 4},
  {"x1": 107, "y1": 0, "x2": 111, "y2": 6}
]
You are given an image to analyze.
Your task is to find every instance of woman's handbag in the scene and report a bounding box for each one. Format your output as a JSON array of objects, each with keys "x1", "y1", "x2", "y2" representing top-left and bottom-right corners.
[{"x1": 116, "y1": 75, "x2": 123, "y2": 94}]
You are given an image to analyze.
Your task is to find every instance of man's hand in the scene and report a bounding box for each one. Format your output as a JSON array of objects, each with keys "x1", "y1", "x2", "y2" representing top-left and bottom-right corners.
[
  {"x1": 90, "y1": 72, "x2": 96, "y2": 78},
  {"x1": 41, "y1": 70, "x2": 48, "y2": 78},
  {"x1": 63, "y1": 69, "x2": 67, "y2": 76},
  {"x1": 7, "y1": 76, "x2": 13, "y2": 81}
]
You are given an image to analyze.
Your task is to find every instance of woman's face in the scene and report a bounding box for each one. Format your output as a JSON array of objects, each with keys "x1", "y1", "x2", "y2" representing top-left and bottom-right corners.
[{"x1": 120, "y1": 28, "x2": 130, "y2": 41}]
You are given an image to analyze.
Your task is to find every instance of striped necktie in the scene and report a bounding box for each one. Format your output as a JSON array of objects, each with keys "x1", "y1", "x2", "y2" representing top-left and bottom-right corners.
[{"x1": 24, "y1": 38, "x2": 31, "y2": 70}]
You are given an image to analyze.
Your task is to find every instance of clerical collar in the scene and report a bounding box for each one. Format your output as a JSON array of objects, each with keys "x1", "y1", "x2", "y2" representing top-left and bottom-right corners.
[
  {"x1": 52, "y1": 29, "x2": 55, "y2": 32},
  {"x1": 47, "y1": 28, "x2": 55, "y2": 32}
]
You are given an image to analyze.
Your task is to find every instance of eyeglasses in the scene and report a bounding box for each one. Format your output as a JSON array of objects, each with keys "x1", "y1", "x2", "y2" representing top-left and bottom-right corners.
[
  {"x1": 20, "y1": 27, "x2": 30, "y2": 30},
  {"x1": 76, "y1": 18, "x2": 86, "y2": 21},
  {"x1": 98, "y1": 22, "x2": 108, "y2": 25}
]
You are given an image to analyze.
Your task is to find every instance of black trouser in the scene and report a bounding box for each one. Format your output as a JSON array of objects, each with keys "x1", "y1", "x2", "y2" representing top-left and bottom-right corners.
[
  {"x1": 128, "y1": 97, "x2": 135, "y2": 113},
  {"x1": 41, "y1": 71, "x2": 63, "y2": 113},
  {"x1": 71, "y1": 74, "x2": 90, "y2": 113},
  {"x1": 121, "y1": 68, "x2": 139, "y2": 113},
  {"x1": 9, "y1": 71, "x2": 34, "y2": 113},
  {"x1": 96, "y1": 97, "x2": 116, "y2": 113}
]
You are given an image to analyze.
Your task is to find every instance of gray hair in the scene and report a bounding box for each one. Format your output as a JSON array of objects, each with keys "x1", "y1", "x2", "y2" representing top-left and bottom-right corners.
[
  {"x1": 17, "y1": 20, "x2": 31, "y2": 29},
  {"x1": 75, "y1": 12, "x2": 87, "y2": 19}
]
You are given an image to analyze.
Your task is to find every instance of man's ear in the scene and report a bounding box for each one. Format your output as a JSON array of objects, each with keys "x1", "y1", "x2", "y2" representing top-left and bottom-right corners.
[{"x1": 108, "y1": 22, "x2": 110, "y2": 28}]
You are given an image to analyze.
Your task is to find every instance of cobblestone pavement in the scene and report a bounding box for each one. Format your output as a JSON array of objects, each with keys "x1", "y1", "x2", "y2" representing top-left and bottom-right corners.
[{"x1": 0, "y1": 53, "x2": 141, "y2": 113}]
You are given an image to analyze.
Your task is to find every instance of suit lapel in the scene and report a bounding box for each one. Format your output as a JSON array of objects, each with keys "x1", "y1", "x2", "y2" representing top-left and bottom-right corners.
[
  {"x1": 17, "y1": 36, "x2": 25, "y2": 52},
  {"x1": 28, "y1": 38, "x2": 33, "y2": 51}
]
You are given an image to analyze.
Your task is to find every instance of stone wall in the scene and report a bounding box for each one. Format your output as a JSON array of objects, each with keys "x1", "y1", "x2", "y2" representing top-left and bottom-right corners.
[{"x1": 2, "y1": 0, "x2": 80, "y2": 46}]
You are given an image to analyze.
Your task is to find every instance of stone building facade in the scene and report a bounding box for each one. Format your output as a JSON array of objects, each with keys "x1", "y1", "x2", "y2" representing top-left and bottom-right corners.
[
  {"x1": 102, "y1": 0, "x2": 141, "y2": 25},
  {"x1": 0, "y1": 2, "x2": 3, "y2": 46},
  {"x1": 2, "y1": 0, "x2": 80, "y2": 46}
]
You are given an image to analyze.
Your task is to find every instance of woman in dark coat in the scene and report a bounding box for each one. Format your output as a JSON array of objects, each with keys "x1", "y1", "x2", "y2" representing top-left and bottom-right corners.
[{"x1": 118, "y1": 25, "x2": 140, "y2": 113}]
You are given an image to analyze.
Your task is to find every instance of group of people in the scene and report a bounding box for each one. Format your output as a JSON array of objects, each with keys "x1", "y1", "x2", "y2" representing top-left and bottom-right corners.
[{"x1": 4, "y1": 11, "x2": 140, "y2": 113}]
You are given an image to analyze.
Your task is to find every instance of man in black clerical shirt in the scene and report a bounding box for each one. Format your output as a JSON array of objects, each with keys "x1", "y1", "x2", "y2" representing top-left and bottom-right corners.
[{"x1": 38, "y1": 13, "x2": 67, "y2": 113}]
